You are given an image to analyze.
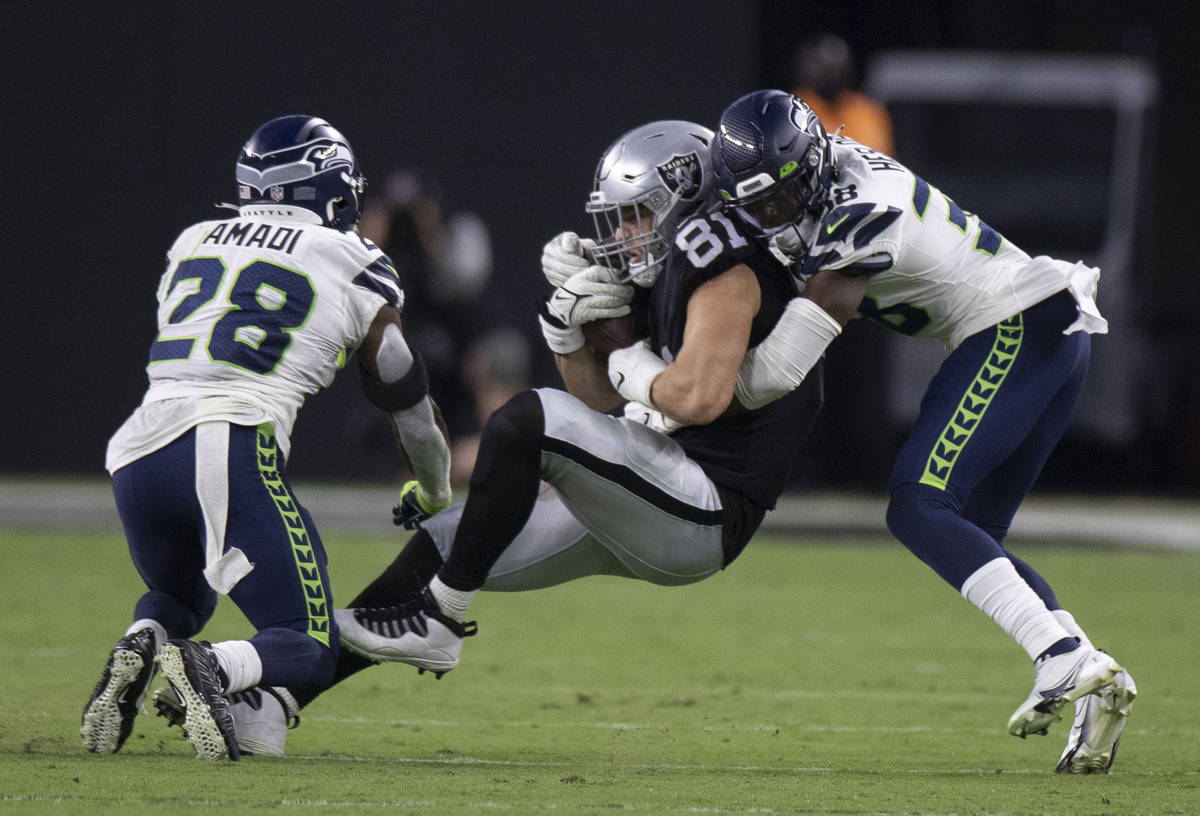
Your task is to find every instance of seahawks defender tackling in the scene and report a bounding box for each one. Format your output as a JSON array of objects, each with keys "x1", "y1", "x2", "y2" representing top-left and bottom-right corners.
[
  {"x1": 711, "y1": 90, "x2": 1136, "y2": 773},
  {"x1": 81, "y1": 115, "x2": 452, "y2": 760}
]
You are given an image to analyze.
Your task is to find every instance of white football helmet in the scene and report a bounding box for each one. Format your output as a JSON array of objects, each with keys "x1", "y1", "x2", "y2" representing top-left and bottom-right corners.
[{"x1": 586, "y1": 120, "x2": 714, "y2": 287}]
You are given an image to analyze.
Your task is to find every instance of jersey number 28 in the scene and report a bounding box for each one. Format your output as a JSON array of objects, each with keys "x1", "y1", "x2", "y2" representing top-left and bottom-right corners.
[{"x1": 149, "y1": 256, "x2": 316, "y2": 375}]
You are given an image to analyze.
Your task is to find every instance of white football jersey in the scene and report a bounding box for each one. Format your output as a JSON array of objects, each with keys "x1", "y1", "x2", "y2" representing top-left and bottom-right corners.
[
  {"x1": 788, "y1": 137, "x2": 1105, "y2": 349},
  {"x1": 106, "y1": 205, "x2": 403, "y2": 473}
]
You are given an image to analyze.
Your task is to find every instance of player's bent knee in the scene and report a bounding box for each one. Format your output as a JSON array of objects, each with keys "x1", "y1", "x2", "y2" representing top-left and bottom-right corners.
[
  {"x1": 470, "y1": 390, "x2": 545, "y2": 488},
  {"x1": 250, "y1": 627, "x2": 338, "y2": 688},
  {"x1": 487, "y1": 390, "x2": 544, "y2": 447},
  {"x1": 886, "y1": 481, "x2": 958, "y2": 541}
]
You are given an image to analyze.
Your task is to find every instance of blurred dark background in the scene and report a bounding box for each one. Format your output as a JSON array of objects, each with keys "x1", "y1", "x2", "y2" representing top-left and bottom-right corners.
[{"x1": 3, "y1": 1, "x2": 1195, "y2": 495}]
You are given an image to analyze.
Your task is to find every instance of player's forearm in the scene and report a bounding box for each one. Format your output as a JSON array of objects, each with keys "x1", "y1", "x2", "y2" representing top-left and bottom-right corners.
[
  {"x1": 555, "y1": 348, "x2": 625, "y2": 414},
  {"x1": 650, "y1": 359, "x2": 736, "y2": 426},
  {"x1": 389, "y1": 396, "x2": 452, "y2": 508},
  {"x1": 734, "y1": 297, "x2": 842, "y2": 410},
  {"x1": 801, "y1": 269, "x2": 869, "y2": 324}
]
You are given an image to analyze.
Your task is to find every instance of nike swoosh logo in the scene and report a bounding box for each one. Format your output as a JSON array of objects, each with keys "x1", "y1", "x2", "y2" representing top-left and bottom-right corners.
[
  {"x1": 552, "y1": 287, "x2": 581, "y2": 322},
  {"x1": 826, "y1": 214, "x2": 849, "y2": 234}
]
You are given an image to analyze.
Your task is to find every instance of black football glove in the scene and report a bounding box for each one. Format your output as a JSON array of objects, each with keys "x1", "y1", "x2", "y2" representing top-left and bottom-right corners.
[{"x1": 392, "y1": 480, "x2": 449, "y2": 530}]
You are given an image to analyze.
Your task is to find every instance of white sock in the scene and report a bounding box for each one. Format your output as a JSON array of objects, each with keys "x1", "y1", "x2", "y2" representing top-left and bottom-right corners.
[
  {"x1": 961, "y1": 558, "x2": 1074, "y2": 661},
  {"x1": 1052, "y1": 608, "x2": 1095, "y2": 649},
  {"x1": 429, "y1": 575, "x2": 476, "y2": 623},
  {"x1": 211, "y1": 640, "x2": 263, "y2": 693},
  {"x1": 127, "y1": 618, "x2": 167, "y2": 654}
]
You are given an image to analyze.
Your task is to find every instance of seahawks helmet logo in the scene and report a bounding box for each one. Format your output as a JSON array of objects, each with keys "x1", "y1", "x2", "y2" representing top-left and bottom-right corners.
[
  {"x1": 656, "y1": 152, "x2": 702, "y2": 199},
  {"x1": 237, "y1": 140, "x2": 356, "y2": 191}
]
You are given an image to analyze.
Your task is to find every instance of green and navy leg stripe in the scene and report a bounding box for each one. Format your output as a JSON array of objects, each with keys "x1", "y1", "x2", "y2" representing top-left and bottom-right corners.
[
  {"x1": 919, "y1": 314, "x2": 1023, "y2": 491},
  {"x1": 256, "y1": 422, "x2": 330, "y2": 647}
]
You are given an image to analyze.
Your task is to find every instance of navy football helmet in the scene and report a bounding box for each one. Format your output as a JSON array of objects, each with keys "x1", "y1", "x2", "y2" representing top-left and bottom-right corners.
[
  {"x1": 235, "y1": 115, "x2": 366, "y2": 230},
  {"x1": 712, "y1": 90, "x2": 834, "y2": 236},
  {"x1": 586, "y1": 120, "x2": 714, "y2": 286}
]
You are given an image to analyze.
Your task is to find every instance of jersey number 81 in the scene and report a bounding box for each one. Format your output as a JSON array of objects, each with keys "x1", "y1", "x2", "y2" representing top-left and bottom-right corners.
[{"x1": 674, "y1": 212, "x2": 747, "y2": 268}]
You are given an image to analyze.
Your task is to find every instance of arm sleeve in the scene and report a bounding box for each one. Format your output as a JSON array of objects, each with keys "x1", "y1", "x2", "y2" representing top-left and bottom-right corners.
[
  {"x1": 734, "y1": 298, "x2": 842, "y2": 410},
  {"x1": 388, "y1": 396, "x2": 452, "y2": 510},
  {"x1": 364, "y1": 319, "x2": 452, "y2": 509}
]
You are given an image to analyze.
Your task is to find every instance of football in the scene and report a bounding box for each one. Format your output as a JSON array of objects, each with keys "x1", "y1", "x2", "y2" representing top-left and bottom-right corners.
[{"x1": 582, "y1": 315, "x2": 637, "y2": 354}]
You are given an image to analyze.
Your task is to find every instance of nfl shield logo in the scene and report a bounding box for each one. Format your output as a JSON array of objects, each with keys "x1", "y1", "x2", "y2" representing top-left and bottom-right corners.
[
  {"x1": 656, "y1": 153, "x2": 702, "y2": 199},
  {"x1": 269, "y1": 185, "x2": 285, "y2": 202}
]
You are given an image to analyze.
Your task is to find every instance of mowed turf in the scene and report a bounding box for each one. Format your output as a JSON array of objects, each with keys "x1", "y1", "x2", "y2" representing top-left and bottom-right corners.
[{"x1": 2, "y1": 522, "x2": 1198, "y2": 814}]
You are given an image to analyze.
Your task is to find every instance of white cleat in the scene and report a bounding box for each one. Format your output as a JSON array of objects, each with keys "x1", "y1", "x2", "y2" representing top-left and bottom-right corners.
[
  {"x1": 335, "y1": 592, "x2": 477, "y2": 678},
  {"x1": 1056, "y1": 668, "x2": 1136, "y2": 774},
  {"x1": 154, "y1": 684, "x2": 300, "y2": 756},
  {"x1": 1008, "y1": 646, "x2": 1122, "y2": 738}
]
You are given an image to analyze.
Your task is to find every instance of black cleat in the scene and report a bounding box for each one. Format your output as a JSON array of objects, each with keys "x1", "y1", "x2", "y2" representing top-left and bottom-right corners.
[
  {"x1": 156, "y1": 640, "x2": 239, "y2": 761},
  {"x1": 81, "y1": 628, "x2": 158, "y2": 753}
]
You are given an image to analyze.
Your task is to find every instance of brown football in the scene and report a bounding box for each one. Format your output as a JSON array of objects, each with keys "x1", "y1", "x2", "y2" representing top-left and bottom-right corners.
[{"x1": 582, "y1": 314, "x2": 637, "y2": 354}]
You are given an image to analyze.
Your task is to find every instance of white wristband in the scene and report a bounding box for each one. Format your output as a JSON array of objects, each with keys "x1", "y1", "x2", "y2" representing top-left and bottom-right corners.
[
  {"x1": 735, "y1": 298, "x2": 841, "y2": 410},
  {"x1": 538, "y1": 314, "x2": 585, "y2": 355}
]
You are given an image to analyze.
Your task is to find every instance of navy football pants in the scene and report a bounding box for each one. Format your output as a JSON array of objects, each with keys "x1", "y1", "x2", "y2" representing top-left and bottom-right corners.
[
  {"x1": 111, "y1": 422, "x2": 337, "y2": 688},
  {"x1": 885, "y1": 290, "x2": 1090, "y2": 602}
]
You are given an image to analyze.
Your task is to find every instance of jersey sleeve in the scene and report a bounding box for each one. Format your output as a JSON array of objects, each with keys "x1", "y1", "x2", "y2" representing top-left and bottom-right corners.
[
  {"x1": 800, "y1": 202, "x2": 903, "y2": 278},
  {"x1": 331, "y1": 239, "x2": 406, "y2": 348}
]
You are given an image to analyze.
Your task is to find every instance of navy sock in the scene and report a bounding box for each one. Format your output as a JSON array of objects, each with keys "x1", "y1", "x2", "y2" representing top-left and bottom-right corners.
[{"x1": 1037, "y1": 636, "x2": 1081, "y2": 661}]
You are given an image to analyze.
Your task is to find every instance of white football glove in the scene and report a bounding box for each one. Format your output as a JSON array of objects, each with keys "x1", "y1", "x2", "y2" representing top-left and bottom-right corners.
[
  {"x1": 607, "y1": 338, "x2": 667, "y2": 407},
  {"x1": 541, "y1": 231, "x2": 597, "y2": 288},
  {"x1": 538, "y1": 266, "x2": 634, "y2": 355},
  {"x1": 623, "y1": 400, "x2": 682, "y2": 434}
]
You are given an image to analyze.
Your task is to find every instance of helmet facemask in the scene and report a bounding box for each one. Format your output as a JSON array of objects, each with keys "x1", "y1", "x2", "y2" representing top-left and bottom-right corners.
[
  {"x1": 714, "y1": 91, "x2": 835, "y2": 239},
  {"x1": 722, "y1": 130, "x2": 830, "y2": 237},
  {"x1": 587, "y1": 188, "x2": 673, "y2": 287},
  {"x1": 586, "y1": 120, "x2": 715, "y2": 288}
]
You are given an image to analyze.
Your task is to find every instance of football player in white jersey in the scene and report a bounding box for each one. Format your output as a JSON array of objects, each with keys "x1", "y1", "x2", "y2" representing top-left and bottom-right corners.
[
  {"x1": 80, "y1": 115, "x2": 453, "y2": 760},
  {"x1": 705, "y1": 90, "x2": 1135, "y2": 773}
]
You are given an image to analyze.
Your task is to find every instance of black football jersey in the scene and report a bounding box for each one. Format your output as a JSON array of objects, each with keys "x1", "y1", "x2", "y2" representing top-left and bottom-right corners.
[{"x1": 647, "y1": 211, "x2": 824, "y2": 560}]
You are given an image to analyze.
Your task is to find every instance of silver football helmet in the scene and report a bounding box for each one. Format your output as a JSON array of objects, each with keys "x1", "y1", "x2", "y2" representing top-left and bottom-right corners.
[{"x1": 586, "y1": 120, "x2": 714, "y2": 287}]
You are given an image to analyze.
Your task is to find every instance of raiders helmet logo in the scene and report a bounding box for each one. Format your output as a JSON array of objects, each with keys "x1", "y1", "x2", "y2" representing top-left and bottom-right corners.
[{"x1": 656, "y1": 152, "x2": 702, "y2": 199}]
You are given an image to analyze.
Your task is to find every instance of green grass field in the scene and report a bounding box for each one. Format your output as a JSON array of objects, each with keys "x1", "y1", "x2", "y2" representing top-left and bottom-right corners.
[{"x1": 2, "y1": 523, "x2": 1198, "y2": 814}]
